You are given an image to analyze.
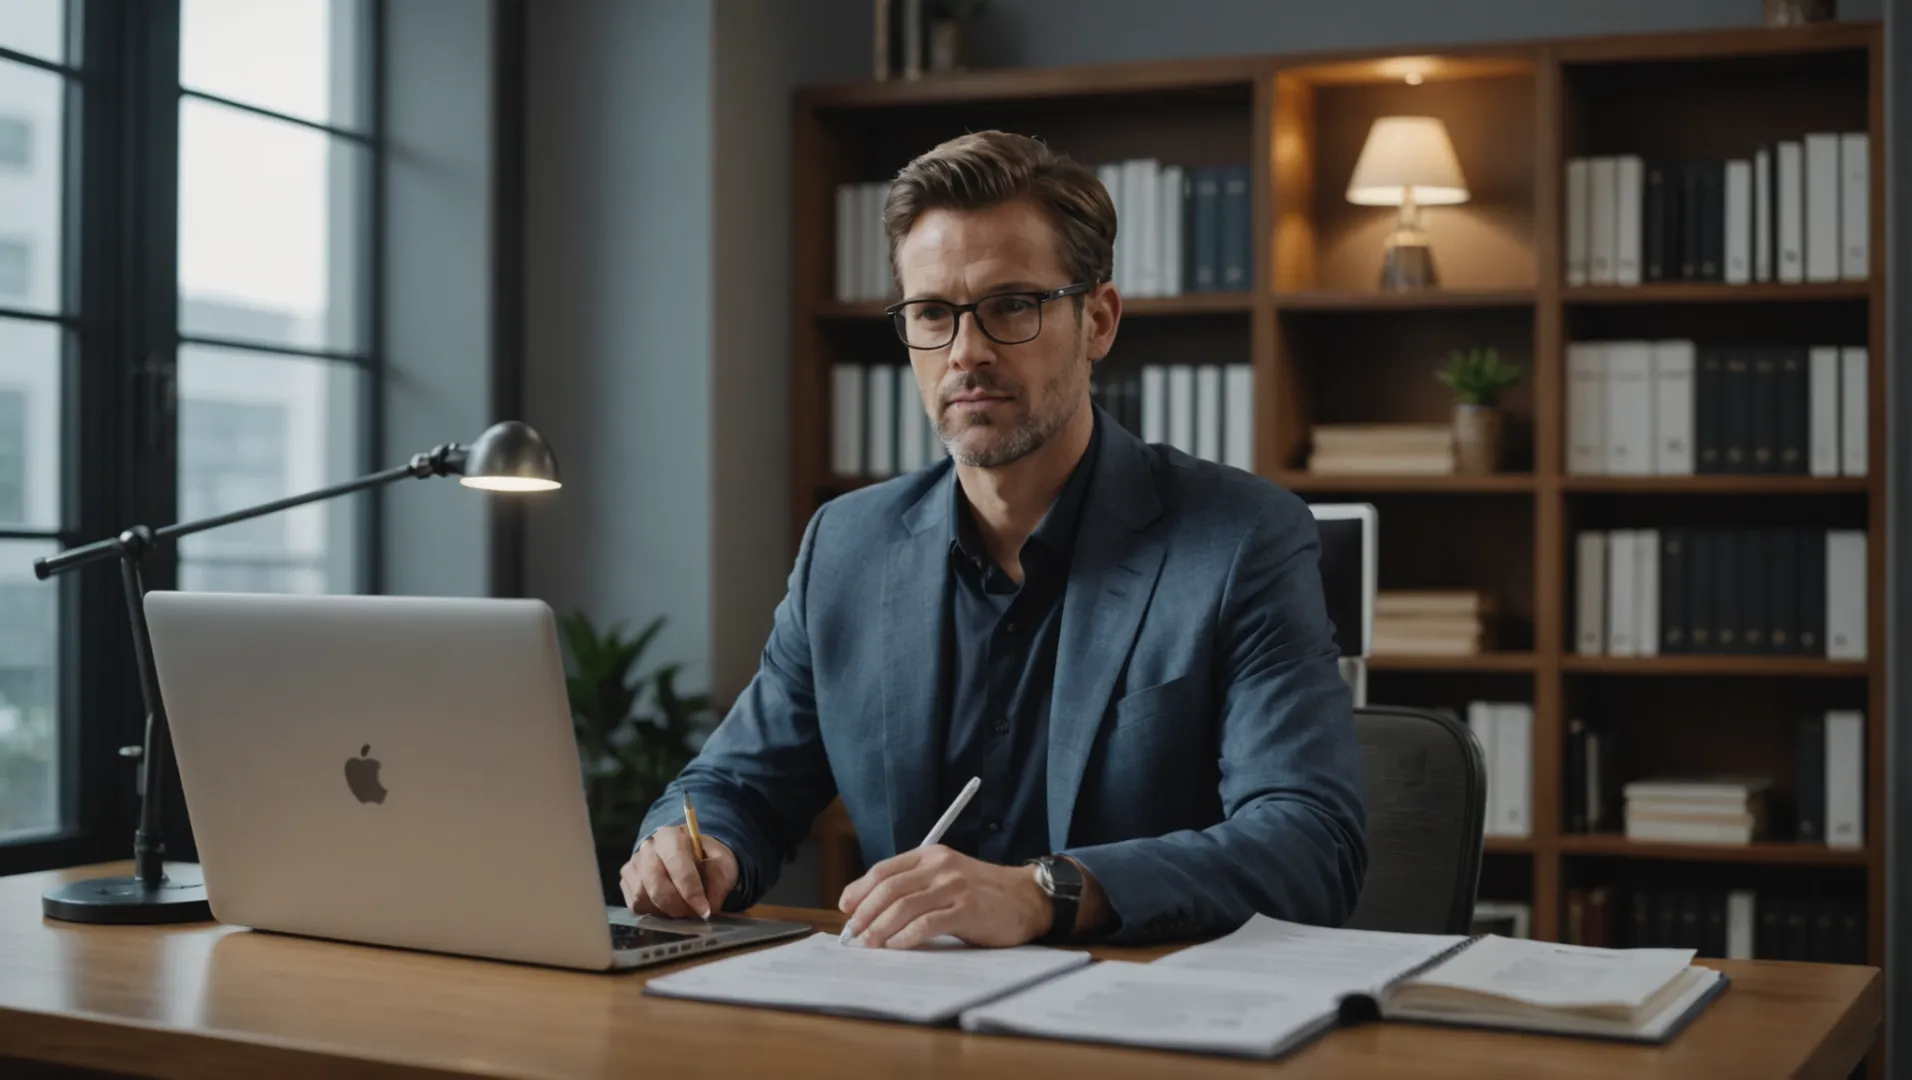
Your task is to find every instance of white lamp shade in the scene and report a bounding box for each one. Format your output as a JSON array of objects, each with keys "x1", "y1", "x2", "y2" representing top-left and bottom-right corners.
[{"x1": 1345, "y1": 116, "x2": 1470, "y2": 206}]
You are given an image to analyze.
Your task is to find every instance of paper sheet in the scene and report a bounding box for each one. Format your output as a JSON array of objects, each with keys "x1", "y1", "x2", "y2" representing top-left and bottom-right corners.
[
  {"x1": 960, "y1": 960, "x2": 1344, "y2": 1058},
  {"x1": 1152, "y1": 914, "x2": 1467, "y2": 994},
  {"x1": 643, "y1": 932, "x2": 1092, "y2": 1025}
]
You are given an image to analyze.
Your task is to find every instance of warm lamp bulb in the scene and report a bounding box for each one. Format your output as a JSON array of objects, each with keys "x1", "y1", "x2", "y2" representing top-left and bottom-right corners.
[{"x1": 460, "y1": 476, "x2": 561, "y2": 492}]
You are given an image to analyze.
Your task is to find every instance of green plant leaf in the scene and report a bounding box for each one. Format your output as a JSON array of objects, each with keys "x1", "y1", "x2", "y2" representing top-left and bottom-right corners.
[{"x1": 558, "y1": 608, "x2": 714, "y2": 859}]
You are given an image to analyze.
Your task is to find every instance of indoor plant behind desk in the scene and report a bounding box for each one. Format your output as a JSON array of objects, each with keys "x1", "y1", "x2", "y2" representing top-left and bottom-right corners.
[
  {"x1": 561, "y1": 612, "x2": 715, "y2": 903},
  {"x1": 1435, "y1": 346, "x2": 1524, "y2": 475}
]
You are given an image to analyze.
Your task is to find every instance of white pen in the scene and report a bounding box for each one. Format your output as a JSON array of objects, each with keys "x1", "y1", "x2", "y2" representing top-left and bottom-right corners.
[{"x1": 841, "y1": 775, "x2": 982, "y2": 944}]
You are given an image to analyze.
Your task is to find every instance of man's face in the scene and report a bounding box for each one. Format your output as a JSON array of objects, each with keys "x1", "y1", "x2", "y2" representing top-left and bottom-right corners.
[{"x1": 893, "y1": 199, "x2": 1112, "y2": 469}]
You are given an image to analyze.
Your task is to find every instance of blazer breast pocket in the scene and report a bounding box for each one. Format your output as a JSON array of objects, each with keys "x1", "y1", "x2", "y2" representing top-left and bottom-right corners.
[{"x1": 1111, "y1": 673, "x2": 1200, "y2": 732}]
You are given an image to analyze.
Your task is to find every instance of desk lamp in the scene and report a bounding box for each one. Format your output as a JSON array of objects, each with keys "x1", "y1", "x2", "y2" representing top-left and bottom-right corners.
[
  {"x1": 35, "y1": 421, "x2": 560, "y2": 923},
  {"x1": 1346, "y1": 116, "x2": 1470, "y2": 290}
]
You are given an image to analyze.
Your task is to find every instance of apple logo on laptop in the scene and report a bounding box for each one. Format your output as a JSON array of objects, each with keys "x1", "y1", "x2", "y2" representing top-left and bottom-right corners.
[{"x1": 344, "y1": 745, "x2": 387, "y2": 804}]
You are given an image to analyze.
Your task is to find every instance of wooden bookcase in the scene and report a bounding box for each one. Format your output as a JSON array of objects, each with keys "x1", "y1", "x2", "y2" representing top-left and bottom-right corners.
[{"x1": 789, "y1": 22, "x2": 1886, "y2": 1057}]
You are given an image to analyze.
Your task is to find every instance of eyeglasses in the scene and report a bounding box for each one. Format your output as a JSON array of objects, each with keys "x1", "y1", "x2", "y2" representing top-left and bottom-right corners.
[{"x1": 886, "y1": 282, "x2": 1095, "y2": 350}]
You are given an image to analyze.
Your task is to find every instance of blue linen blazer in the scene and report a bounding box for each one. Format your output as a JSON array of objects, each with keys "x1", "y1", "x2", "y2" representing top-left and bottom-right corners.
[{"x1": 639, "y1": 407, "x2": 1366, "y2": 943}]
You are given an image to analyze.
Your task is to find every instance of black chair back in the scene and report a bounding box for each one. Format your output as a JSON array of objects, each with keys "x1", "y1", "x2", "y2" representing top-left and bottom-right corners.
[{"x1": 1341, "y1": 704, "x2": 1487, "y2": 935}]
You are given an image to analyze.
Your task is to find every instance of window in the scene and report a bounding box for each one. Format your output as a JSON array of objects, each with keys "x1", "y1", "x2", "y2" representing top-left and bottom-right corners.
[
  {"x1": 0, "y1": 238, "x2": 27, "y2": 296},
  {"x1": 0, "y1": 0, "x2": 381, "y2": 869},
  {"x1": 0, "y1": 116, "x2": 28, "y2": 169},
  {"x1": 175, "y1": 0, "x2": 373, "y2": 599}
]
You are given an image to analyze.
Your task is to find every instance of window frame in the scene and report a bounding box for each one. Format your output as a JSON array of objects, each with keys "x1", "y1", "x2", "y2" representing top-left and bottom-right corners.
[{"x1": 0, "y1": 0, "x2": 385, "y2": 874}]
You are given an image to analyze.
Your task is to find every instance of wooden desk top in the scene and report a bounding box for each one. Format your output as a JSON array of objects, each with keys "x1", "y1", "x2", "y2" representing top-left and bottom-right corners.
[{"x1": 0, "y1": 863, "x2": 1880, "y2": 1079}]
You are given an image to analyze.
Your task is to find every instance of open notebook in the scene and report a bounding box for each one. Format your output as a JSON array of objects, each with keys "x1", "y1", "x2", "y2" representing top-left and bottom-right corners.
[{"x1": 961, "y1": 916, "x2": 1728, "y2": 1059}]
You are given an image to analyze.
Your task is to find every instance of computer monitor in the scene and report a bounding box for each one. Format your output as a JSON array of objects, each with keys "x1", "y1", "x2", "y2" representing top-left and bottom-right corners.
[{"x1": 1309, "y1": 502, "x2": 1377, "y2": 659}]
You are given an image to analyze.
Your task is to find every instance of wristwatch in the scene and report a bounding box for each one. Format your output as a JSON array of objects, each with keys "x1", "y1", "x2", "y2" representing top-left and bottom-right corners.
[{"x1": 1027, "y1": 855, "x2": 1083, "y2": 943}]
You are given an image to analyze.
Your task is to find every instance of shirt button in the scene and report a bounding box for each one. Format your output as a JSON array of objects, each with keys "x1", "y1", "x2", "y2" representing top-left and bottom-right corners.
[
  {"x1": 1004, "y1": 621, "x2": 1020, "y2": 635},
  {"x1": 985, "y1": 820, "x2": 1002, "y2": 834},
  {"x1": 992, "y1": 720, "x2": 1009, "y2": 735}
]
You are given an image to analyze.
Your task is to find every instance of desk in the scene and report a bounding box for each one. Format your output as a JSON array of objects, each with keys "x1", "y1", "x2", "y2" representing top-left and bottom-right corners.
[{"x1": 0, "y1": 863, "x2": 1880, "y2": 1079}]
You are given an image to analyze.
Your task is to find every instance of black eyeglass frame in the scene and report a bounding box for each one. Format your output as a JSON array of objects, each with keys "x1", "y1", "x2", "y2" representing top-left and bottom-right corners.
[{"x1": 884, "y1": 281, "x2": 1097, "y2": 349}]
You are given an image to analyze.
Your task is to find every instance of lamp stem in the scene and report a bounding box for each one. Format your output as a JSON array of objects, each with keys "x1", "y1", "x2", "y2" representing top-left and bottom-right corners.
[
  {"x1": 1397, "y1": 186, "x2": 1421, "y2": 235},
  {"x1": 116, "y1": 535, "x2": 170, "y2": 891}
]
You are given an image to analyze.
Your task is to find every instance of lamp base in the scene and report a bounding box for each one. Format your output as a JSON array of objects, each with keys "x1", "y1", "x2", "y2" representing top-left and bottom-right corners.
[
  {"x1": 1379, "y1": 240, "x2": 1438, "y2": 291},
  {"x1": 42, "y1": 862, "x2": 212, "y2": 924}
]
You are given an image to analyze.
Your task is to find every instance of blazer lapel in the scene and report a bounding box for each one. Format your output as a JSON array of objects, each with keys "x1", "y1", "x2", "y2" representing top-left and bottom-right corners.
[
  {"x1": 1047, "y1": 418, "x2": 1167, "y2": 851},
  {"x1": 879, "y1": 474, "x2": 953, "y2": 857}
]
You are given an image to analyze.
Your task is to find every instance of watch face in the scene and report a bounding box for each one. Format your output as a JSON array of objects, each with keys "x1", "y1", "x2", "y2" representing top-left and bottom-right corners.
[{"x1": 1034, "y1": 861, "x2": 1056, "y2": 894}]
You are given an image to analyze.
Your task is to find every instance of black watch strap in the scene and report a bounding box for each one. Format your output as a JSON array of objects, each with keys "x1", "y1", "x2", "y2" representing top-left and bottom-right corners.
[{"x1": 1030, "y1": 856, "x2": 1083, "y2": 944}]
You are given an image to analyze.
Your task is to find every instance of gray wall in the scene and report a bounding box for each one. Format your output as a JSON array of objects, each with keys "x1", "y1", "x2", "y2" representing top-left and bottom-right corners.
[
  {"x1": 523, "y1": 0, "x2": 715, "y2": 675},
  {"x1": 381, "y1": 0, "x2": 496, "y2": 597}
]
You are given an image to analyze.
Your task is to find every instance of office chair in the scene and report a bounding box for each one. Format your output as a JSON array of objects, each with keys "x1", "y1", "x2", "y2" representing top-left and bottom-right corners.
[{"x1": 1341, "y1": 704, "x2": 1487, "y2": 936}]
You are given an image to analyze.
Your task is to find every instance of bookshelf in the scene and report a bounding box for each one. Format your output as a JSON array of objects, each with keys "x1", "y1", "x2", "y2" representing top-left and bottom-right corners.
[{"x1": 789, "y1": 22, "x2": 1886, "y2": 1066}]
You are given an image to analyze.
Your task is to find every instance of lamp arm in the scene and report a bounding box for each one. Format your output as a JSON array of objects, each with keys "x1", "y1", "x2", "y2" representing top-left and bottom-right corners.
[{"x1": 34, "y1": 445, "x2": 465, "y2": 581}]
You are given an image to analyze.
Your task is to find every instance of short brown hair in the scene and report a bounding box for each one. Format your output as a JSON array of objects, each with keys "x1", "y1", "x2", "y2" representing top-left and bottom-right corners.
[{"x1": 884, "y1": 130, "x2": 1115, "y2": 292}]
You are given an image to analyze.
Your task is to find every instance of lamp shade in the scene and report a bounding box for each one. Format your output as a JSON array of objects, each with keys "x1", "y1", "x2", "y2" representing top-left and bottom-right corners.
[
  {"x1": 1345, "y1": 116, "x2": 1470, "y2": 206},
  {"x1": 458, "y1": 421, "x2": 561, "y2": 492}
]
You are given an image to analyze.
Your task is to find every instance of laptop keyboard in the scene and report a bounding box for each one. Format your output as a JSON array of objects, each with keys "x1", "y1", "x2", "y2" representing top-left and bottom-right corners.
[{"x1": 610, "y1": 922, "x2": 701, "y2": 952}]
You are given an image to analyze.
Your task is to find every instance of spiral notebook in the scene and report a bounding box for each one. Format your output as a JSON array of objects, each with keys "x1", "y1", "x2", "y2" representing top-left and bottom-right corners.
[{"x1": 960, "y1": 916, "x2": 1728, "y2": 1060}]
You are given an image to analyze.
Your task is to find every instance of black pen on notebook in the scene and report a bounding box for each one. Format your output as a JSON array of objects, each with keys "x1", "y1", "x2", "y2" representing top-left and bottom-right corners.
[{"x1": 841, "y1": 776, "x2": 982, "y2": 944}]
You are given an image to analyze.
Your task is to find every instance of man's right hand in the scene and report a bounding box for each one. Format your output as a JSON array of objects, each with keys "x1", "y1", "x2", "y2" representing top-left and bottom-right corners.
[{"x1": 620, "y1": 826, "x2": 739, "y2": 920}]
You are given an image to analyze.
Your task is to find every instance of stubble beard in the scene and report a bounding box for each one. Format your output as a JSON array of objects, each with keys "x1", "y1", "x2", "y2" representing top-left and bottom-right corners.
[{"x1": 935, "y1": 346, "x2": 1089, "y2": 469}]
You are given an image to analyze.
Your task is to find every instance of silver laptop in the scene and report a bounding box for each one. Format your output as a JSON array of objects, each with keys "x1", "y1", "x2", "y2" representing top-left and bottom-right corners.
[{"x1": 143, "y1": 591, "x2": 810, "y2": 971}]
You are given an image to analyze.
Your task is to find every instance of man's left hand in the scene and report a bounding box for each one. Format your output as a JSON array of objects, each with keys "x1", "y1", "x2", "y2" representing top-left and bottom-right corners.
[{"x1": 837, "y1": 845, "x2": 1050, "y2": 949}]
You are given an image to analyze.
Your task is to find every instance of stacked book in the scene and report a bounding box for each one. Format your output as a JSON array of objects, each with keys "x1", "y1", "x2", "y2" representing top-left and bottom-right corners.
[
  {"x1": 1622, "y1": 777, "x2": 1770, "y2": 845},
  {"x1": 1094, "y1": 159, "x2": 1252, "y2": 296},
  {"x1": 1307, "y1": 423, "x2": 1454, "y2": 475},
  {"x1": 1374, "y1": 590, "x2": 1492, "y2": 655},
  {"x1": 1565, "y1": 132, "x2": 1868, "y2": 286},
  {"x1": 1573, "y1": 527, "x2": 1866, "y2": 659},
  {"x1": 1565, "y1": 339, "x2": 1866, "y2": 477}
]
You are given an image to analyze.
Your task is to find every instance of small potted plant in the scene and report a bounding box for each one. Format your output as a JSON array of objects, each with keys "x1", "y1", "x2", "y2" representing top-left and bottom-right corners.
[{"x1": 1435, "y1": 347, "x2": 1523, "y2": 474}]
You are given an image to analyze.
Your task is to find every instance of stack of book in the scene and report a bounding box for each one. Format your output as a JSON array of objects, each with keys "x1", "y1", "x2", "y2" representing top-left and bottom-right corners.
[
  {"x1": 1564, "y1": 132, "x2": 1868, "y2": 287},
  {"x1": 1573, "y1": 527, "x2": 1866, "y2": 659},
  {"x1": 1307, "y1": 423, "x2": 1454, "y2": 475},
  {"x1": 1622, "y1": 776, "x2": 1770, "y2": 845},
  {"x1": 1374, "y1": 590, "x2": 1492, "y2": 655},
  {"x1": 1093, "y1": 159, "x2": 1251, "y2": 296},
  {"x1": 1565, "y1": 339, "x2": 1866, "y2": 478}
]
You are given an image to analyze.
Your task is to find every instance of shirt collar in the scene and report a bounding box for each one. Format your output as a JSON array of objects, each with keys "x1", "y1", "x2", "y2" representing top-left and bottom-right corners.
[{"x1": 950, "y1": 407, "x2": 1102, "y2": 569}]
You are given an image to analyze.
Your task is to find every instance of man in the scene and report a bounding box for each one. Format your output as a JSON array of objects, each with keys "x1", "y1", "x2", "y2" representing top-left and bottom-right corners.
[{"x1": 623, "y1": 130, "x2": 1365, "y2": 948}]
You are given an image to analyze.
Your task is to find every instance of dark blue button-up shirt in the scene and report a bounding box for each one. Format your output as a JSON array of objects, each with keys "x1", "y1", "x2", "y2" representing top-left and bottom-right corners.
[{"x1": 937, "y1": 413, "x2": 1101, "y2": 867}]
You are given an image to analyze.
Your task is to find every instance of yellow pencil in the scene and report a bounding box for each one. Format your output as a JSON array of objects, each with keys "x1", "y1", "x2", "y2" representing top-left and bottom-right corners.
[{"x1": 682, "y1": 792, "x2": 707, "y2": 861}]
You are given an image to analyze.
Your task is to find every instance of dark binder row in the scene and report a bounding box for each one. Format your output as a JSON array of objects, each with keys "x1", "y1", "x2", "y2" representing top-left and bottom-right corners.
[
  {"x1": 1089, "y1": 367, "x2": 1144, "y2": 436},
  {"x1": 1693, "y1": 344, "x2": 1812, "y2": 475},
  {"x1": 1182, "y1": 165, "x2": 1252, "y2": 293},
  {"x1": 1561, "y1": 718, "x2": 1612, "y2": 835},
  {"x1": 1654, "y1": 526, "x2": 1826, "y2": 655},
  {"x1": 1642, "y1": 159, "x2": 1725, "y2": 282},
  {"x1": 1630, "y1": 891, "x2": 1865, "y2": 965}
]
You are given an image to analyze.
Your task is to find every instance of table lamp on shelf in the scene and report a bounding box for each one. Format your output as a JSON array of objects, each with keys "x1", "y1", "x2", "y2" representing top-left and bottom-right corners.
[
  {"x1": 34, "y1": 420, "x2": 561, "y2": 924},
  {"x1": 1345, "y1": 115, "x2": 1470, "y2": 291}
]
